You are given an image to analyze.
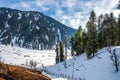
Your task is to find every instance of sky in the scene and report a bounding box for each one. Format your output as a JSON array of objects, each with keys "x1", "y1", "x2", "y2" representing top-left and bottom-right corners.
[{"x1": 0, "y1": 0, "x2": 119, "y2": 29}]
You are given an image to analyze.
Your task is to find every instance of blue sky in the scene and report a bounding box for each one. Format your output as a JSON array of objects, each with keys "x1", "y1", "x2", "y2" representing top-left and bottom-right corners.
[{"x1": 0, "y1": 0, "x2": 119, "y2": 29}]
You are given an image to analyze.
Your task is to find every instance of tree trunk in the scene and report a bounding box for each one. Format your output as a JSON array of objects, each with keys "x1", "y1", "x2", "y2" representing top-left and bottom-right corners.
[{"x1": 115, "y1": 54, "x2": 119, "y2": 72}]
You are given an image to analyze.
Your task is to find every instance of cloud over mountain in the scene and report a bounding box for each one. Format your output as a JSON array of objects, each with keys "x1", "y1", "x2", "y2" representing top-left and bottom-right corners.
[{"x1": 0, "y1": 0, "x2": 119, "y2": 29}]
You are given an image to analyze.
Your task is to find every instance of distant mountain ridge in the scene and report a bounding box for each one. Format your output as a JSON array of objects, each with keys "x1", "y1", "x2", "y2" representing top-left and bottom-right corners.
[{"x1": 0, "y1": 7, "x2": 76, "y2": 49}]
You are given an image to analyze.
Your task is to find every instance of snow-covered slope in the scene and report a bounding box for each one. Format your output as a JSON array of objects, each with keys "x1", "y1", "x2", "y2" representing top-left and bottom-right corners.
[
  {"x1": 46, "y1": 47, "x2": 120, "y2": 80},
  {"x1": 0, "y1": 45, "x2": 120, "y2": 80}
]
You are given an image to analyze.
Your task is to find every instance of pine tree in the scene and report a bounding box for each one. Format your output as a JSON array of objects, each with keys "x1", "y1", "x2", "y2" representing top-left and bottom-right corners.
[
  {"x1": 109, "y1": 13, "x2": 117, "y2": 46},
  {"x1": 55, "y1": 44, "x2": 59, "y2": 64},
  {"x1": 59, "y1": 41, "x2": 64, "y2": 62},
  {"x1": 116, "y1": 15, "x2": 120, "y2": 45},
  {"x1": 102, "y1": 13, "x2": 111, "y2": 47},
  {"x1": 115, "y1": 0, "x2": 120, "y2": 45},
  {"x1": 75, "y1": 26, "x2": 84, "y2": 55},
  {"x1": 101, "y1": 13, "x2": 117, "y2": 46},
  {"x1": 86, "y1": 10, "x2": 98, "y2": 59},
  {"x1": 64, "y1": 37, "x2": 68, "y2": 60},
  {"x1": 82, "y1": 30, "x2": 87, "y2": 51},
  {"x1": 86, "y1": 39, "x2": 92, "y2": 59},
  {"x1": 70, "y1": 36, "x2": 75, "y2": 56},
  {"x1": 97, "y1": 14, "x2": 103, "y2": 49}
]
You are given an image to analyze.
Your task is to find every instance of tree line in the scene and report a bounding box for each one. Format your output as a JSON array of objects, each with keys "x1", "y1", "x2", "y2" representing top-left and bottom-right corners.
[
  {"x1": 55, "y1": 1, "x2": 120, "y2": 71},
  {"x1": 70, "y1": 9, "x2": 120, "y2": 59},
  {"x1": 55, "y1": 11, "x2": 120, "y2": 61}
]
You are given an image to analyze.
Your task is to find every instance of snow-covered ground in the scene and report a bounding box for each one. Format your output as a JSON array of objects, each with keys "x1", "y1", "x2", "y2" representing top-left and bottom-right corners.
[
  {"x1": 46, "y1": 47, "x2": 120, "y2": 80},
  {"x1": 0, "y1": 45, "x2": 68, "y2": 80},
  {"x1": 0, "y1": 45, "x2": 120, "y2": 80},
  {"x1": 0, "y1": 45, "x2": 56, "y2": 66}
]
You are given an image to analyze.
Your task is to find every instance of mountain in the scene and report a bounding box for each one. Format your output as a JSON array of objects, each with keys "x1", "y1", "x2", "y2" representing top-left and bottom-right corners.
[{"x1": 0, "y1": 7, "x2": 76, "y2": 49}]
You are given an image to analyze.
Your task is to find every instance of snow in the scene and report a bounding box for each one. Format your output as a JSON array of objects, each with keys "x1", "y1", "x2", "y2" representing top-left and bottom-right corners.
[
  {"x1": 47, "y1": 28, "x2": 50, "y2": 31},
  {"x1": 45, "y1": 34, "x2": 49, "y2": 41},
  {"x1": 36, "y1": 26, "x2": 40, "y2": 30},
  {"x1": 57, "y1": 29, "x2": 61, "y2": 41},
  {"x1": 0, "y1": 45, "x2": 56, "y2": 66},
  {"x1": 29, "y1": 20, "x2": 32, "y2": 24},
  {"x1": 19, "y1": 39, "x2": 24, "y2": 47},
  {"x1": 26, "y1": 13, "x2": 30, "y2": 17},
  {"x1": 54, "y1": 28, "x2": 62, "y2": 44},
  {"x1": 50, "y1": 24, "x2": 52, "y2": 27},
  {"x1": 8, "y1": 14, "x2": 12, "y2": 18},
  {"x1": 52, "y1": 28, "x2": 55, "y2": 31},
  {"x1": 0, "y1": 11, "x2": 2, "y2": 14},
  {"x1": 47, "y1": 20, "x2": 49, "y2": 23},
  {"x1": 46, "y1": 47, "x2": 120, "y2": 80},
  {"x1": 0, "y1": 45, "x2": 120, "y2": 80},
  {"x1": 10, "y1": 36, "x2": 17, "y2": 46},
  {"x1": 52, "y1": 78, "x2": 67, "y2": 80},
  {"x1": 0, "y1": 36, "x2": 8, "y2": 41},
  {"x1": 0, "y1": 29, "x2": 7, "y2": 38},
  {"x1": 6, "y1": 10, "x2": 8, "y2": 13},
  {"x1": 55, "y1": 37, "x2": 58, "y2": 44},
  {"x1": 34, "y1": 17, "x2": 39, "y2": 21},
  {"x1": 18, "y1": 13, "x2": 22, "y2": 20},
  {"x1": 52, "y1": 23, "x2": 55, "y2": 25},
  {"x1": 5, "y1": 21, "x2": 9, "y2": 28}
]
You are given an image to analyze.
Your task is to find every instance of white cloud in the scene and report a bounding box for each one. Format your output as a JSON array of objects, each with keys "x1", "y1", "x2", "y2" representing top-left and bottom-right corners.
[
  {"x1": 20, "y1": 2, "x2": 31, "y2": 8},
  {"x1": 33, "y1": 0, "x2": 58, "y2": 12},
  {"x1": 113, "y1": 10, "x2": 120, "y2": 18},
  {"x1": 56, "y1": 0, "x2": 120, "y2": 29},
  {"x1": 0, "y1": 0, "x2": 119, "y2": 29},
  {"x1": 94, "y1": 0, "x2": 119, "y2": 16}
]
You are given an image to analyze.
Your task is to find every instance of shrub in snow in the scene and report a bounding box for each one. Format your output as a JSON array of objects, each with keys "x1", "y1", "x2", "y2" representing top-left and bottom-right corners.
[
  {"x1": 110, "y1": 49, "x2": 119, "y2": 72},
  {"x1": 25, "y1": 59, "x2": 29, "y2": 67},
  {"x1": 107, "y1": 45, "x2": 120, "y2": 72},
  {"x1": 26, "y1": 59, "x2": 37, "y2": 69},
  {"x1": 33, "y1": 60, "x2": 37, "y2": 69}
]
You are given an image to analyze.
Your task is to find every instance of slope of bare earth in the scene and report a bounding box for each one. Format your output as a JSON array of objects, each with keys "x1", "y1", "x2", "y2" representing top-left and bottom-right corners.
[{"x1": 0, "y1": 62, "x2": 51, "y2": 80}]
